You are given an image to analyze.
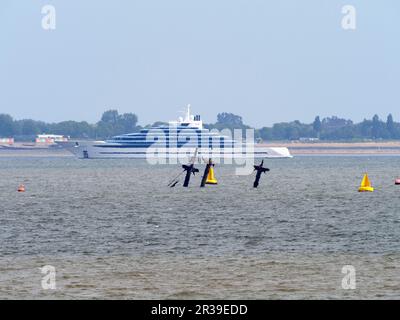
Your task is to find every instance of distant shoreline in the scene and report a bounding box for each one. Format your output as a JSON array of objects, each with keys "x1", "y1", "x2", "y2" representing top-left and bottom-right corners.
[
  {"x1": 262, "y1": 141, "x2": 400, "y2": 155},
  {"x1": 0, "y1": 148, "x2": 72, "y2": 157}
]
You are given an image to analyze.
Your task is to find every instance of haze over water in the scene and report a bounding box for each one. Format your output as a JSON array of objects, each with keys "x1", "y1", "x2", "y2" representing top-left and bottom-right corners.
[{"x1": 1, "y1": 156, "x2": 400, "y2": 299}]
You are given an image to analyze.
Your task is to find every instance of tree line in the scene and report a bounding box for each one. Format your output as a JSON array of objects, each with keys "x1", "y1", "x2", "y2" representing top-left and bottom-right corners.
[
  {"x1": 0, "y1": 110, "x2": 139, "y2": 141},
  {"x1": 207, "y1": 113, "x2": 400, "y2": 141},
  {"x1": 1, "y1": 110, "x2": 400, "y2": 141}
]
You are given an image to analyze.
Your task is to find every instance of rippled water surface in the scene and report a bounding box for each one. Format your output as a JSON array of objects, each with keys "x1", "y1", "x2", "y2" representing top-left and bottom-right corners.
[{"x1": 1, "y1": 156, "x2": 400, "y2": 299}]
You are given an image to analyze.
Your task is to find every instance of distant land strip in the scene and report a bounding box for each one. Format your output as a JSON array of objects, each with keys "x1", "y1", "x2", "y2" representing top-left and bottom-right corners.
[{"x1": 263, "y1": 141, "x2": 400, "y2": 155}]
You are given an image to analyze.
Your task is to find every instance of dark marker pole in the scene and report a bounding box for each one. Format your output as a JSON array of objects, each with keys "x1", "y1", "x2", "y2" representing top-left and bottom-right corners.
[
  {"x1": 200, "y1": 159, "x2": 212, "y2": 187},
  {"x1": 253, "y1": 160, "x2": 270, "y2": 188},
  {"x1": 182, "y1": 164, "x2": 199, "y2": 187}
]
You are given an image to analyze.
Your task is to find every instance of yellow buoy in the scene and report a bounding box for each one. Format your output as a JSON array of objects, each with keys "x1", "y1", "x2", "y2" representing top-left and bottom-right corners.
[
  {"x1": 358, "y1": 173, "x2": 374, "y2": 192},
  {"x1": 205, "y1": 165, "x2": 218, "y2": 185}
]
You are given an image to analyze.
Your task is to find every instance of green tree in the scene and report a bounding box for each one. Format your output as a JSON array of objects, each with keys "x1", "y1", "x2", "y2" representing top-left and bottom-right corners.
[
  {"x1": 205, "y1": 112, "x2": 250, "y2": 132},
  {"x1": 257, "y1": 127, "x2": 273, "y2": 141},
  {"x1": 370, "y1": 114, "x2": 389, "y2": 139},
  {"x1": 101, "y1": 109, "x2": 119, "y2": 125},
  {"x1": 387, "y1": 114, "x2": 395, "y2": 138},
  {"x1": 216, "y1": 113, "x2": 243, "y2": 127},
  {"x1": 119, "y1": 113, "x2": 138, "y2": 133},
  {"x1": 96, "y1": 109, "x2": 139, "y2": 138},
  {"x1": 0, "y1": 114, "x2": 15, "y2": 136},
  {"x1": 313, "y1": 116, "x2": 321, "y2": 137},
  {"x1": 20, "y1": 119, "x2": 40, "y2": 135},
  {"x1": 372, "y1": 114, "x2": 380, "y2": 138},
  {"x1": 151, "y1": 121, "x2": 169, "y2": 127},
  {"x1": 95, "y1": 121, "x2": 113, "y2": 139}
]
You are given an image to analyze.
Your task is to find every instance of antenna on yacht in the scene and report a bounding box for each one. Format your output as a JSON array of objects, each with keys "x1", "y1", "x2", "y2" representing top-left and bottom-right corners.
[
  {"x1": 186, "y1": 104, "x2": 191, "y2": 122},
  {"x1": 177, "y1": 104, "x2": 191, "y2": 122}
]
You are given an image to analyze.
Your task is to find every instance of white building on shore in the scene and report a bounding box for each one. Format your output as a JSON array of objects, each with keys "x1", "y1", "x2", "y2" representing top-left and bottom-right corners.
[
  {"x1": 35, "y1": 134, "x2": 69, "y2": 145},
  {"x1": 0, "y1": 138, "x2": 14, "y2": 145}
]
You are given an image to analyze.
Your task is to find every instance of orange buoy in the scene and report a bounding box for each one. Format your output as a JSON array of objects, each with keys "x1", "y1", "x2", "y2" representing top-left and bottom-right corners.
[
  {"x1": 395, "y1": 178, "x2": 400, "y2": 185},
  {"x1": 17, "y1": 184, "x2": 25, "y2": 192}
]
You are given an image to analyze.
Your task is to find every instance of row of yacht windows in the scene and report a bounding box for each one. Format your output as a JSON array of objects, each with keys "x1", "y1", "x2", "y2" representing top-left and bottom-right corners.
[
  {"x1": 120, "y1": 133, "x2": 220, "y2": 138},
  {"x1": 136, "y1": 129, "x2": 205, "y2": 134},
  {"x1": 111, "y1": 137, "x2": 233, "y2": 142},
  {"x1": 101, "y1": 141, "x2": 235, "y2": 148},
  {"x1": 112, "y1": 137, "x2": 231, "y2": 141}
]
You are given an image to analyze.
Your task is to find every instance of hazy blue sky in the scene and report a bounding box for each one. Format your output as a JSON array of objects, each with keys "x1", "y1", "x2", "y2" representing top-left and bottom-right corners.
[{"x1": 0, "y1": 0, "x2": 399, "y2": 127}]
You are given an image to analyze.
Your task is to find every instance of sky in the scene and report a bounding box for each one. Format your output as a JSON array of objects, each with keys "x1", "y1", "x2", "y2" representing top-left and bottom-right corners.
[{"x1": 0, "y1": 0, "x2": 399, "y2": 127}]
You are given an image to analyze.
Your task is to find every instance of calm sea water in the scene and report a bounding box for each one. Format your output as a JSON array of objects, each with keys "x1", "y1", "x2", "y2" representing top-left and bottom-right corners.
[{"x1": 1, "y1": 155, "x2": 400, "y2": 299}]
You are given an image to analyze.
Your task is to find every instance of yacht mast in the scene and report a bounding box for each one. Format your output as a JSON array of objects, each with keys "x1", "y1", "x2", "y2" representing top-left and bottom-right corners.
[{"x1": 186, "y1": 104, "x2": 191, "y2": 122}]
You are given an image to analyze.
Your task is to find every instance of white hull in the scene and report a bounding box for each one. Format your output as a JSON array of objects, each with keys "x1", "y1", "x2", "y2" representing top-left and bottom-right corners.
[{"x1": 69, "y1": 143, "x2": 292, "y2": 160}]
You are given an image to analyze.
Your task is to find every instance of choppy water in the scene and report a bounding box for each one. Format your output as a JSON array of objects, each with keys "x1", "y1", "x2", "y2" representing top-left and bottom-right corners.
[{"x1": 1, "y1": 155, "x2": 400, "y2": 299}]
